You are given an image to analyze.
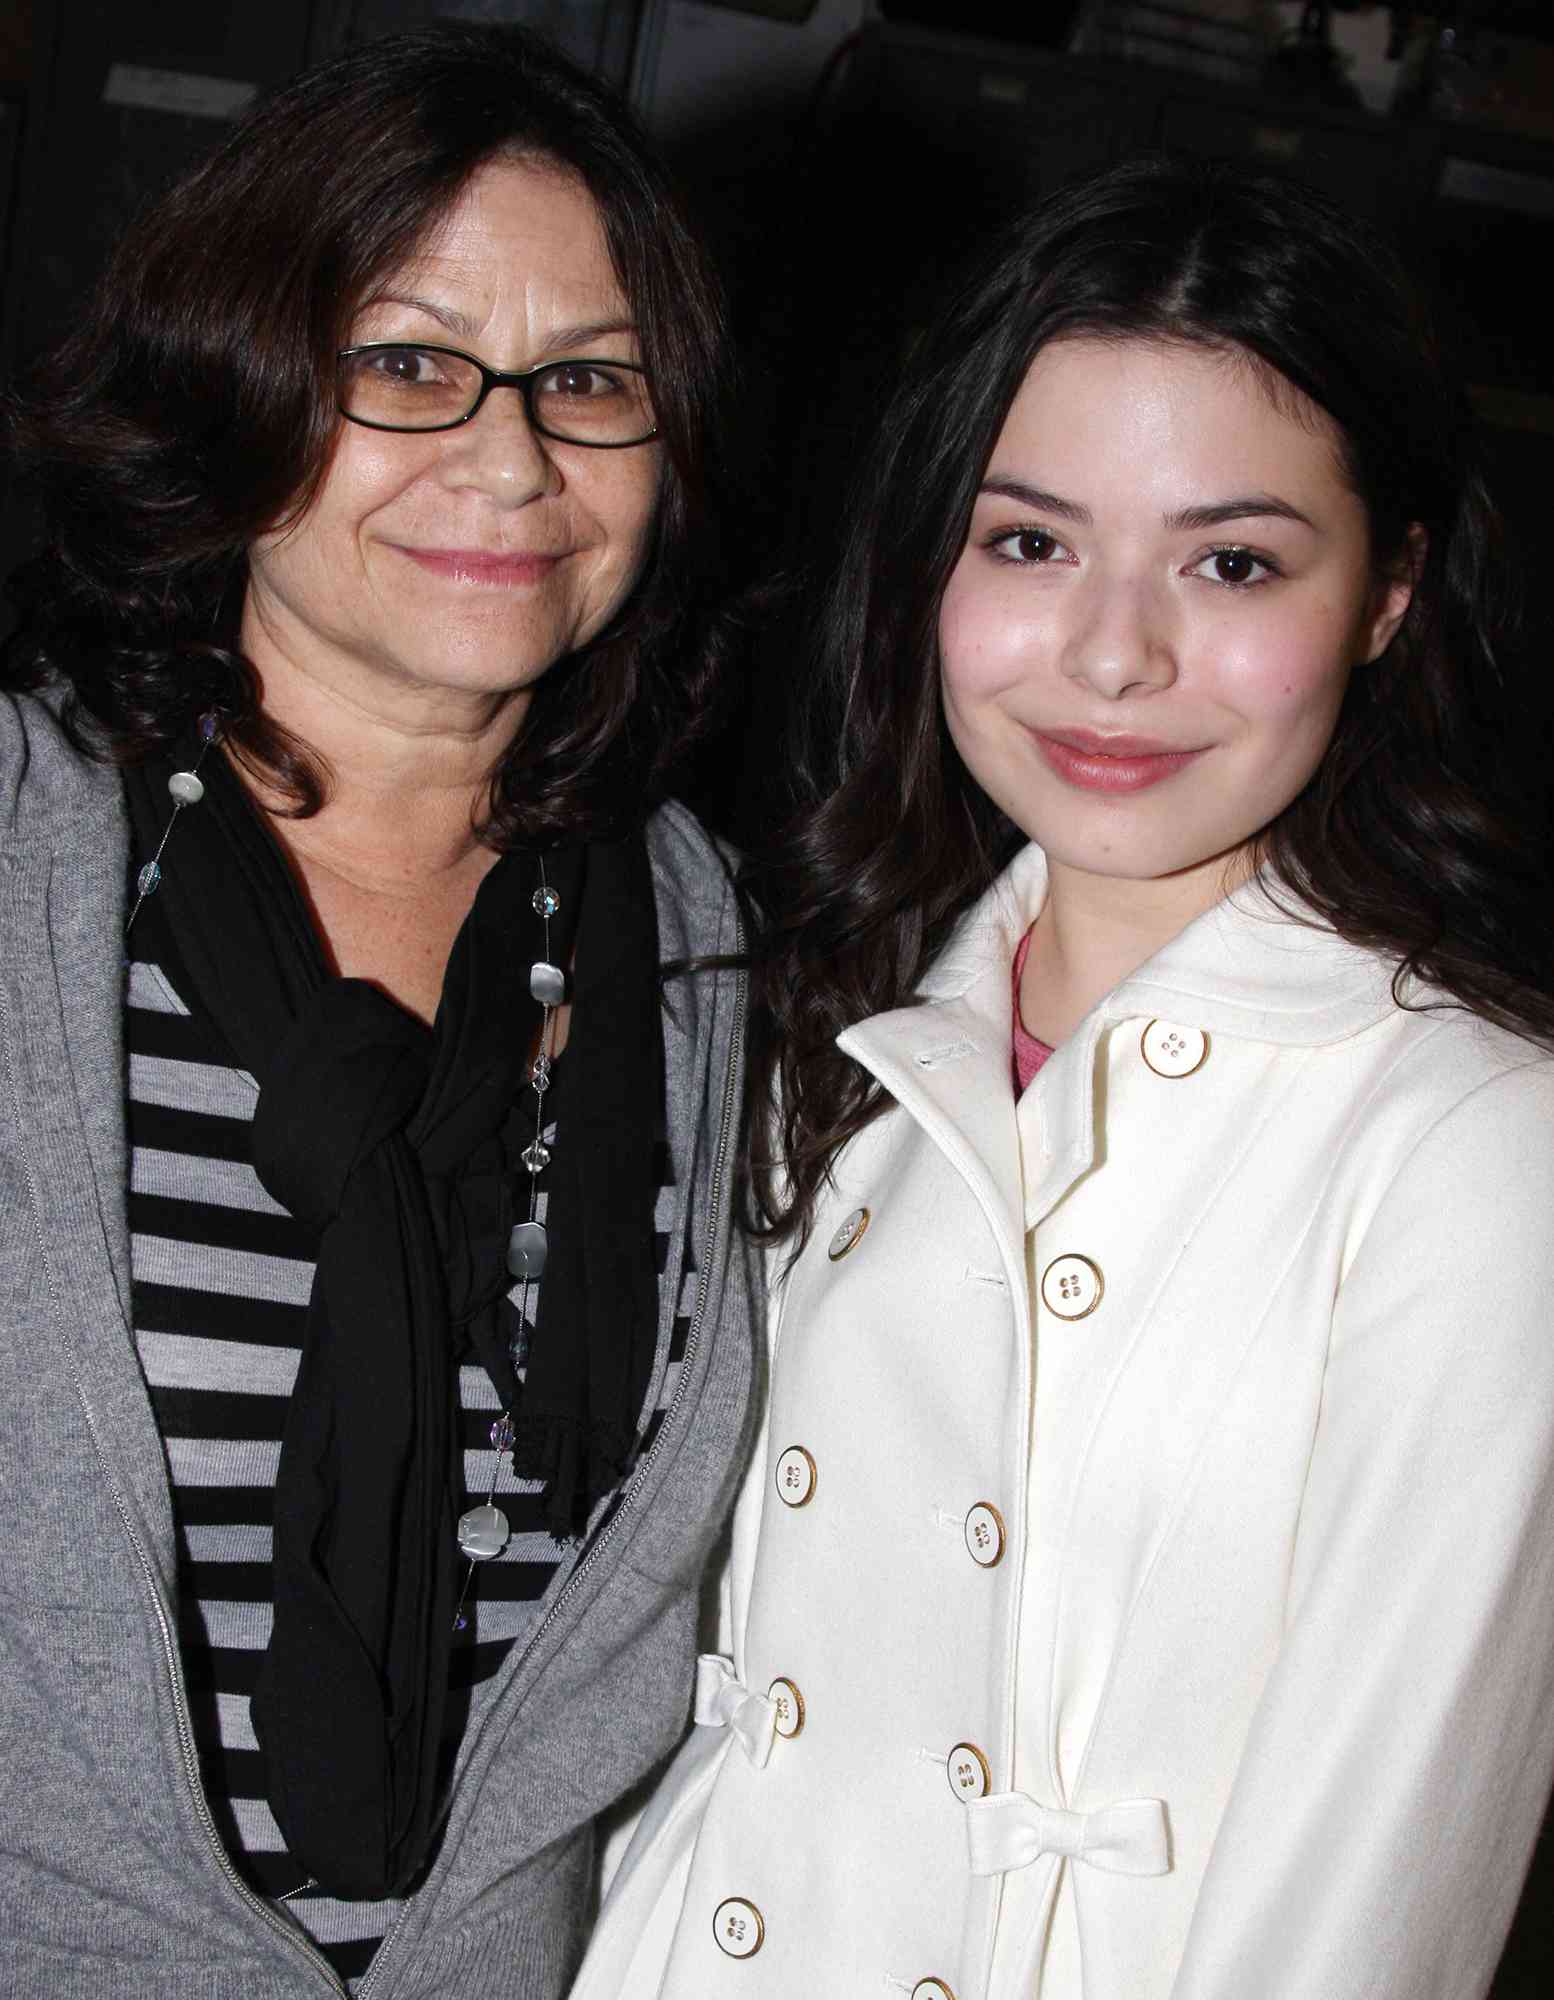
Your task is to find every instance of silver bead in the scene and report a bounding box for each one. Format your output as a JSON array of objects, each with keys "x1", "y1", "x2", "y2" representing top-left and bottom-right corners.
[
  {"x1": 521, "y1": 1141, "x2": 551, "y2": 1175},
  {"x1": 167, "y1": 770, "x2": 205, "y2": 806},
  {"x1": 532, "y1": 885, "x2": 560, "y2": 919},
  {"x1": 507, "y1": 1219, "x2": 548, "y2": 1277},
  {"x1": 529, "y1": 961, "x2": 566, "y2": 1007},
  {"x1": 457, "y1": 1503, "x2": 510, "y2": 1561}
]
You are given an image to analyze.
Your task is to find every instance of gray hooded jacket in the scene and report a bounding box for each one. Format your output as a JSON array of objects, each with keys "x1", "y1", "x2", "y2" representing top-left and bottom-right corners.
[{"x1": 0, "y1": 689, "x2": 758, "y2": 1999}]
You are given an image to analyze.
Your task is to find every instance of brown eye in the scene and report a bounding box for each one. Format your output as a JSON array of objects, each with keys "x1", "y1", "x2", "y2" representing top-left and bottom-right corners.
[
  {"x1": 1212, "y1": 548, "x2": 1259, "y2": 584},
  {"x1": 545, "y1": 363, "x2": 617, "y2": 399},
  {"x1": 1015, "y1": 530, "x2": 1059, "y2": 563},
  {"x1": 988, "y1": 525, "x2": 1071, "y2": 566},
  {"x1": 364, "y1": 346, "x2": 445, "y2": 385}
]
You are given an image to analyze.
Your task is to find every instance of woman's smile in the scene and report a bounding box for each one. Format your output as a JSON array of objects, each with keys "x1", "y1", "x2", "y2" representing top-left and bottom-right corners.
[
  {"x1": 1029, "y1": 726, "x2": 1206, "y2": 793},
  {"x1": 391, "y1": 543, "x2": 570, "y2": 586}
]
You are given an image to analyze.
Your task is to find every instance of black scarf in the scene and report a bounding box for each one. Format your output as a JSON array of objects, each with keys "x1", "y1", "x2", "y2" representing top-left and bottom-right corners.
[{"x1": 124, "y1": 746, "x2": 662, "y2": 1900}]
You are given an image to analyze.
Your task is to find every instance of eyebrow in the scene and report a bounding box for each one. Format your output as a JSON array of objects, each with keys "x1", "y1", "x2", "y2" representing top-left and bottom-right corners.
[
  {"x1": 978, "y1": 476, "x2": 1316, "y2": 533},
  {"x1": 1165, "y1": 494, "x2": 1317, "y2": 532},
  {"x1": 361, "y1": 293, "x2": 640, "y2": 355}
]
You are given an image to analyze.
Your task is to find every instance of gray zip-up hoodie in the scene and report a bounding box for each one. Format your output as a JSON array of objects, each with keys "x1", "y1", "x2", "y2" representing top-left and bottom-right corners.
[{"x1": 0, "y1": 688, "x2": 758, "y2": 2000}]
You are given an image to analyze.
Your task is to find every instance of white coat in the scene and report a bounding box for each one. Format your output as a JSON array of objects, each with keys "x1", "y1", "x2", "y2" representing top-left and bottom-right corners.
[{"x1": 573, "y1": 843, "x2": 1554, "y2": 2000}]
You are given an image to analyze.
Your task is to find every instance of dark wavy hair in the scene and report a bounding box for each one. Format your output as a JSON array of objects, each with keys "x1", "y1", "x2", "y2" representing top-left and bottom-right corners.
[
  {"x1": 754, "y1": 155, "x2": 1554, "y2": 1245},
  {"x1": 1, "y1": 22, "x2": 734, "y2": 841}
]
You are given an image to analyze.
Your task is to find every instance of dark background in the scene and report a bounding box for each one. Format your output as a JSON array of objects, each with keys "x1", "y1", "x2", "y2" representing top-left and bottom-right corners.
[
  {"x1": 0, "y1": 3, "x2": 1550, "y2": 1978},
  {"x1": 2, "y1": 2, "x2": 1553, "y2": 846}
]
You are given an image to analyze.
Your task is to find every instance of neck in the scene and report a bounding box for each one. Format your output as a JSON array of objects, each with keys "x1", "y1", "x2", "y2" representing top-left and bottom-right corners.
[
  {"x1": 237, "y1": 599, "x2": 530, "y2": 888},
  {"x1": 1019, "y1": 849, "x2": 1250, "y2": 1047}
]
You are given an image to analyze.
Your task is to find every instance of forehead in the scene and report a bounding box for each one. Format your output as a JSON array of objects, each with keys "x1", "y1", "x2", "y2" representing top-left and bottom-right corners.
[
  {"x1": 990, "y1": 337, "x2": 1350, "y2": 505},
  {"x1": 368, "y1": 155, "x2": 627, "y2": 326}
]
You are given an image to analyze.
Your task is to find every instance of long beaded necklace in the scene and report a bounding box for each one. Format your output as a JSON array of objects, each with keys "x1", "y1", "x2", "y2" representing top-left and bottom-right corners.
[
  {"x1": 124, "y1": 712, "x2": 221, "y2": 938},
  {"x1": 452, "y1": 862, "x2": 566, "y2": 1628},
  {"x1": 126, "y1": 715, "x2": 565, "y2": 1616}
]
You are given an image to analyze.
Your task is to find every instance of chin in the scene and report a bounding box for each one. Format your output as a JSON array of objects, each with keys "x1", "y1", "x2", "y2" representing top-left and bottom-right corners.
[{"x1": 406, "y1": 628, "x2": 579, "y2": 693}]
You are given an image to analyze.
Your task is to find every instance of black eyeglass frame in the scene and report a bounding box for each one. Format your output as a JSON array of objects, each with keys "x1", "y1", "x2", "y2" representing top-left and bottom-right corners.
[{"x1": 335, "y1": 342, "x2": 659, "y2": 448}]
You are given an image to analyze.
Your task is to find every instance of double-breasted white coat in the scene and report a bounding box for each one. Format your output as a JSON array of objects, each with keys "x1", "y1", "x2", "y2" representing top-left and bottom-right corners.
[{"x1": 573, "y1": 843, "x2": 1554, "y2": 2000}]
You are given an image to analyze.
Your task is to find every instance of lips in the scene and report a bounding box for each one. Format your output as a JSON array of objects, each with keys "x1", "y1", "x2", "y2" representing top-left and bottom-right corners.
[
  {"x1": 394, "y1": 545, "x2": 567, "y2": 585},
  {"x1": 1031, "y1": 726, "x2": 1205, "y2": 794}
]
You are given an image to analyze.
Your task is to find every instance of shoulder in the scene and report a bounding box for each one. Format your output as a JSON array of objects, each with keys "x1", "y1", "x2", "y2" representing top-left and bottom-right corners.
[
  {"x1": 1335, "y1": 1003, "x2": 1554, "y2": 1295},
  {"x1": 0, "y1": 683, "x2": 120, "y2": 844},
  {"x1": 644, "y1": 798, "x2": 742, "y2": 963},
  {"x1": 1364, "y1": 987, "x2": 1554, "y2": 1134}
]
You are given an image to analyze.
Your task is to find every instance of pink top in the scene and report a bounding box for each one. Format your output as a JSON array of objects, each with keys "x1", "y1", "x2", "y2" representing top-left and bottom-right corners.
[{"x1": 1011, "y1": 925, "x2": 1054, "y2": 1093}]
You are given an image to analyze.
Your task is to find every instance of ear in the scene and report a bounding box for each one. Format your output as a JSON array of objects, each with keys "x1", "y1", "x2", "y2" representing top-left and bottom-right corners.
[{"x1": 1361, "y1": 522, "x2": 1427, "y2": 664}]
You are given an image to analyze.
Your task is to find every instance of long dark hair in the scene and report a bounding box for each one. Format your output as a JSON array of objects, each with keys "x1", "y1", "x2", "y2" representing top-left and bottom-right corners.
[
  {"x1": 2, "y1": 23, "x2": 734, "y2": 841},
  {"x1": 755, "y1": 155, "x2": 1554, "y2": 1245}
]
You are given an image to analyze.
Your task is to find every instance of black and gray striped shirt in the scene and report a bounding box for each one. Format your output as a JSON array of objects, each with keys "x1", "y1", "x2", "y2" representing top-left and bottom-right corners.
[{"x1": 125, "y1": 933, "x2": 695, "y2": 1988}]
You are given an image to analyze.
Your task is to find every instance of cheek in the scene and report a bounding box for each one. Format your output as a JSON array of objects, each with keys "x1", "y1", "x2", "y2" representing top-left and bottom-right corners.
[
  {"x1": 579, "y1": 450, "x2": 661, "y2": 554},
  {"x1": 938, "y1": 561, "x2": 1041, "y2": 706},
  {"x1": 256, "y1": 440, "x2": 420, "y2": 571},
  {"x1": 1216, "y1": 611, "x2": 1354, "y2": 753}
]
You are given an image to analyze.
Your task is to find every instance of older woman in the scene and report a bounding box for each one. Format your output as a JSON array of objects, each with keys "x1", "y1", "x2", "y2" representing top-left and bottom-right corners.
[{"x1": 0, "y1": 24, "x2": 754, "y2": 1999}]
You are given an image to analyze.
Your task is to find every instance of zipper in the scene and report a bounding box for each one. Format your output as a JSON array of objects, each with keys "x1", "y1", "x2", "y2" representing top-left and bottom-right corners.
[
  {"x1": 0, "y1": 983, "x2": 345, "y2": 1995},
  {"x1": 358, "y1": 935, "x2": 747, "y2": 1999}
]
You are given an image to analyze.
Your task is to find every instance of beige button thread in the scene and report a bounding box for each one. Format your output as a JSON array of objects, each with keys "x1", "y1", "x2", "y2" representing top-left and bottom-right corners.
[
  {"x1": 964, "y1": 1502, "x2": 1006, "y2": 1568},
  {"x1": 947, "y1": 1741, "x2": 991, "y2": 1801},
  {"x1": 768, "y1": 1677, "x2": 805, "y2": 1739},
  {"x1": 827, "y1": 1205, "x2": 871, "y2": 1260},
  {"x1": 774, "y1": 1444, "x2": 817, "y2": 1507},
  {"x1": 1141, "y1": 1019, "x2": 1208, "y2": 1078},
  {"x1": 1040, "y1": 1253, "x2": 1104, "y2": 1320},
  {"x1": 712, "y1": 1897, "x2": 764, "y2": 1959}
]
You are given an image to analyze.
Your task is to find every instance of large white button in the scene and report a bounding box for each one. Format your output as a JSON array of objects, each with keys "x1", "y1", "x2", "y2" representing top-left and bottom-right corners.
[
  {"x1": 912, "y1": 1983, "x2": 958, "y2": 2000},
  {"x1": 827, "y1": 1205, "x2": 871, "y2": 1260},
  {"x1": 1141, "y1": 1019, "x2": 1207, "y2": 1078},
  {"x1": 964, "y1": 1502, "x2": 1006, "y2": 1568},
  {"x1": 768, "y1": 1677, "x2": 805, "y2": 1738},
  {"x1": 712, "y1": 1897, "x2": 764, "y2": 1958},
  {"x1": 947, "y1": 1741, "x2": 991, "y2": 1801},
  {"x1": 1040, "y1": 1253, "x2": 1104, "y2": 1320},
  {"x1": 774, "y1": 1445, "x2": 817, "y2": 1507}
]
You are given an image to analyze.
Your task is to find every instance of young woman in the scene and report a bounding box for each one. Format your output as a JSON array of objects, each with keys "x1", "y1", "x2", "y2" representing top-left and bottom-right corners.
[{"x1": 572, "y1": 159, "x2": 1554, "y2": 2000}]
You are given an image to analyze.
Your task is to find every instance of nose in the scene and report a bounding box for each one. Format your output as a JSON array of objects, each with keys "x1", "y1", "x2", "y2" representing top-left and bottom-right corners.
[
  {"x1": 1062, "y1": 573, "x2": 1178, "y2": 700},
  {"x1": 438, "y1": 386, "x2": 560, "y2": 507}
]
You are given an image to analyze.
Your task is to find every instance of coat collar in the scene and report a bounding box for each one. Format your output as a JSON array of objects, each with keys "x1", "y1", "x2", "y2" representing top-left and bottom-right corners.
[{"x1": 839, "y1": 842, "x2": 1403, "y2": 1237}]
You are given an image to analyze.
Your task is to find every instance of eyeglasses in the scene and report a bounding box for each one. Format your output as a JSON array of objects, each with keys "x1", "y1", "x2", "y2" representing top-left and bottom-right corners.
[{"x1": 335, "y1": 343, "x2": 658, "y2": 448}]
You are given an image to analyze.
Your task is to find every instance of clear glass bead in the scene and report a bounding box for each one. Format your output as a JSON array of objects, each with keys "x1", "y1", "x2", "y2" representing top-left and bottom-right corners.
[
  {"x1": 136, "y1": 861, "x2": 162, "y2": 896},
  {"x1": 532, "y1": 885, "x2": 560, "y2": 919},
  {"x1": 521, "y1": 1140, "x2": 551, "y2": 1174}
]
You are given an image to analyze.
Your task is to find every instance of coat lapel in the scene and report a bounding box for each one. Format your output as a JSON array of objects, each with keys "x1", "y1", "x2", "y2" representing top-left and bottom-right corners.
[{"x1": 840, "y1": 988, "x2": 1025, "y2": 1259}]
